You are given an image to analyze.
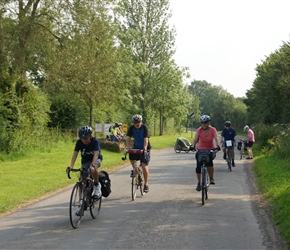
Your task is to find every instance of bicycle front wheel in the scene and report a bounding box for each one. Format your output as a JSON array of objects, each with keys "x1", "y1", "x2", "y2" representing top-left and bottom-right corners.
[
  {"x1": 227, "y1": 149, "x2": 232, "y2": 171},
  {"x1": 69, "y1": 183, "x2": 83, "y2": 229},
  {"x1": 138, "y1": 173, "x2": 144, "y2": 196},
  {"x1": 90, "y1": 196, "x2": 102, "y2": 219},
  {"x1": 132, "y1": 174, "x2": 138, "y2": 201},
  {"x1": 201, "y1": 168, "x2": 206, "y2": 205}
]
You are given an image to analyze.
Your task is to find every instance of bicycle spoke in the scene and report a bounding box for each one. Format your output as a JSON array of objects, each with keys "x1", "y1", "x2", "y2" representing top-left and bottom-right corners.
[
  {"x1": 90, "y1": 196, "x2": 102, "y2": 219},
  {"x1": 131, "y1": 175, "x2": 137, "y2": 200},
  {"x1": 69, "y1": 183, "x2": 83, "y2": 229}
]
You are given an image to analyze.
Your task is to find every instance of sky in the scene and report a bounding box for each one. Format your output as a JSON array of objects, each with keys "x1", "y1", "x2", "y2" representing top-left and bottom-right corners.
[{"x1": 169, "y1": 0, "x2": 290, "y2": 97}]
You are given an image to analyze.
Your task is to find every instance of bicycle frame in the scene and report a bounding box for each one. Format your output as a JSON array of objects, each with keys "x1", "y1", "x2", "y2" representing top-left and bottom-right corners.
[
  {"x1": 67, "y1": 168, "x2": 102, "y2": 229},
  {"x1": 238, "y1": 139, "x2": 247, "y2": 160},
  {"x1": 197, "y1": 150, "x2": 212, "y2": 205},
  {"x1": 224, "y1": 140, "x2": 234, "y2": 171},
  {"x1": 122, "y1": 149, "x2": 144, "y2": 200}
]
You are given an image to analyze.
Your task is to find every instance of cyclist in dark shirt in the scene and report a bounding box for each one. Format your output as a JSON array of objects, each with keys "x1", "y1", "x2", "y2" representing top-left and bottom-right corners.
[
  {"x1": 67, "y1": 126, "x2": 103, "y2": 198},
  {"x1": 221, "y1": 121, "x2": 237, "y2": 167},
  {"x1": 126, "y1": 114, "x2": 150, "y2": 193}
]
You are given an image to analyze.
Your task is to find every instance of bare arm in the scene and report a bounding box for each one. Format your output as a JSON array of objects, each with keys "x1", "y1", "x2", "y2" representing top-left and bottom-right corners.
[
  {"x1": 92, "y1": 151, "x2": 99, "y2": 165},
  {"x1": 144, "y1": 137, "x2": 149, "y2": 149},
  {"x1": 126, "y1": 136, "x2": 131, "y2": 149},
  {"x1": 191, "y1": 132, "x2": 199, "y2": 150},
  {"x1": 70, "y1": 151, "x2": 78, "y2": 169}
]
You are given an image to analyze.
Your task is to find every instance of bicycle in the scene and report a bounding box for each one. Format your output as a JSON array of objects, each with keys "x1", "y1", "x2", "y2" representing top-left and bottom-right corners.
[
  {"x1": 197, "y1": 150, "x2": 214, "y2": 205},
  {"x1": 67, "y1": 167, "x2": 102, "y2": 229},
  {"x1": 224, "y1": 140, "x2": 234, "y2": 172},
  {"x1": 122, "y1": 149, "x2": 144, "y2": 201},
  {"x1": 237, "y1": 139, "x2": 248, "y2": 160}
]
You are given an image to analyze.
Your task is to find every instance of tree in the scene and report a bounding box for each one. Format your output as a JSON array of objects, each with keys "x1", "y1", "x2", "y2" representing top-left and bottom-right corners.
[
  {"x1": 245, "y1": 42, "x2": 290, "y2": 125},
  {"x1": 115, "y1": 0, "x2": 176, "y2": 128}
]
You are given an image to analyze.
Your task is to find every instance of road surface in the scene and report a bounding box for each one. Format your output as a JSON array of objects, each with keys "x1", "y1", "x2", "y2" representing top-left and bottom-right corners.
[{"x1": 0, "y1": 148, "x2": 287, "y2": 249}]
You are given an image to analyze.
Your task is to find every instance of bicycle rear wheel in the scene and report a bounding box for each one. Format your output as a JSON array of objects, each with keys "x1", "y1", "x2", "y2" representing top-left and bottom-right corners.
[
  {"x1": 240, "y1": 149, "x2": 243, "y2": 160},
  {"x1": 69, "y1": 183, "x2": 83, "y2": 229},
  {"x1": 90, "y1": 196, "x2": 102, "y2": 219}
]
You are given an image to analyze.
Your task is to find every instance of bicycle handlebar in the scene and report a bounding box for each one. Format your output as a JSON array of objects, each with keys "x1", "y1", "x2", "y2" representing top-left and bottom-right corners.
[
  {"x1": 122, "y1": 149, "x2": 144, "y2": 161},
  {"x1": 66, "y1": 167, "x2": 81, "y2": 179}
]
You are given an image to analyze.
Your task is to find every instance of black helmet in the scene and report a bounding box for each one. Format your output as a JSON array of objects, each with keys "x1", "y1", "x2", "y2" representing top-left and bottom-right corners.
[
  {"x1": 225, "y1": 121, "x2": 231, "y2": 127},
  {"x1": 200, "y1": 115, "x2": 210, "y2": 123},
  {"x1": 78, "y1": 126, "x2": 92, "y2": 139},
  {"x1": 132, "y1": 114, "x2": 143, "y2": 122}
]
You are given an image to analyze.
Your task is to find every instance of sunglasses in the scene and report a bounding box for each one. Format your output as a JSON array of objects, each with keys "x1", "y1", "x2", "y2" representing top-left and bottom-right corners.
[
  {"x1": 201, "y1": 122, "x2": 209, "y2": 124},
  {"x1": 134, "y1": 121, "x2": 141, "y2": 124}
]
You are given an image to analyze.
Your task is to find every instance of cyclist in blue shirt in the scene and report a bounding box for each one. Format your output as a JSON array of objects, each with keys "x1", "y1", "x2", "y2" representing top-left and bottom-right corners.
[
  {"x1": 221, "y1": 121, "x2": 237, "y2": 167},
  {"x1": 126, "y1": 114, "x2": 151, "y2": 193},
  {"x1": 67, "y1": 126, "x2": 103, "y2": 198}
]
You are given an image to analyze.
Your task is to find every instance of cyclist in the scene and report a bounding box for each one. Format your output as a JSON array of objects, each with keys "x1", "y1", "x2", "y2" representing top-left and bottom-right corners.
[
  {"x1": 67, "y1": 126, "x2": 103, "y2": 198},
  {"x1": 244, "y1": 125, "x2": 255, "y2": 159},
  {"x1": 191, "y1": 115, "x2": 220, "y2": 191},
  {"x1": 109, "y1": 124, "x2": 119, "y2": 142},
  {"x1": 221, "y1": 121, "x2": 237, "y2": 167},
  {"x1": 126, "y1": 114, "x2": 151, "y2": 193}
]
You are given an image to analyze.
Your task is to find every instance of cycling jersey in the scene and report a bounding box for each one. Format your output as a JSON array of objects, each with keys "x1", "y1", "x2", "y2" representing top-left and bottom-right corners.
[{"x1": 74, "y1": 137, "x2": 103, "y2": 164}]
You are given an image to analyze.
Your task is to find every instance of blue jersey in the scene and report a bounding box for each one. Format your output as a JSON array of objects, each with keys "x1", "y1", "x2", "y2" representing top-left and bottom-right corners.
[
  {"x1": 127, "y1": 124, "x2": 150, "y2": 149},
  {"x1": 221, "y1": 127, "x2": 236, "y2": 141}
]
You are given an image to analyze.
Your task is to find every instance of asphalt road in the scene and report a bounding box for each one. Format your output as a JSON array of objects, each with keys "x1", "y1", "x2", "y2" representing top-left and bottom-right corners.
[{"x1": 0, "y1": 148, "x2": 287, "y2": 249}]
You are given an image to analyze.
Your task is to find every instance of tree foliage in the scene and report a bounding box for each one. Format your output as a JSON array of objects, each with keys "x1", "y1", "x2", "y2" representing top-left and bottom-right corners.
[{"x1": 245, "y1": 42, "x2": 290, "y2": 125}]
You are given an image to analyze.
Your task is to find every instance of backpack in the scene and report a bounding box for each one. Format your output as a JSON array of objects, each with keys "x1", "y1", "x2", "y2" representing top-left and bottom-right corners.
[
  {"x1": 98, "y1": 170, "x2": 111, "y2": 197},
  {"x1": 108, "y1": 125, "x2": 114, "y2": 133}
]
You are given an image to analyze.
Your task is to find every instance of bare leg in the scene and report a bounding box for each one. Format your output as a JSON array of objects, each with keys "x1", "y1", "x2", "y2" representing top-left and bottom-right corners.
[
  {"x1": 142, "y1": 163, "x2": 149, "y2": 186},
  {"x1": 247, "y1": 147, "x2": 253, "y2": 158},
  {"x1": 207, "y1": 166, "x2": 214, "y2": 179},
  {"x1": 196, "y1": 173, "x2": 200, "y2": 182}
]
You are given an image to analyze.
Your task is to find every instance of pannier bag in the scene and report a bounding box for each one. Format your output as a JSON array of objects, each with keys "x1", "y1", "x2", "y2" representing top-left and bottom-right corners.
[{"x1": 98, "y1": 170, "x2": 111, "y2": 197}]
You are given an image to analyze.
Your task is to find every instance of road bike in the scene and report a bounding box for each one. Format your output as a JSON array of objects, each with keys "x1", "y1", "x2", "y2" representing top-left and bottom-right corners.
[
  {"x1": 67, "y1": 167, "x2": 102, "y2": 229},
  {"x1": 224, "y1": 140, "x2": 234, "y2": 171},
  {"x1": 237, "y1": 139, "x2": 247, "y2": 160},
  {"x1": 122, "y1": 149, "x2": 144, "y2": 201},
  {"x1": 197, "y1": 149, "x2": 213, "y2": 205}
]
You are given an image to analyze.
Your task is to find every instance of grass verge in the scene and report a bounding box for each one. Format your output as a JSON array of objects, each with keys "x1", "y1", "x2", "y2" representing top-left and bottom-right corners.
[{"x1": 253, "y1": 150, "x2": 290, "y2": 246}]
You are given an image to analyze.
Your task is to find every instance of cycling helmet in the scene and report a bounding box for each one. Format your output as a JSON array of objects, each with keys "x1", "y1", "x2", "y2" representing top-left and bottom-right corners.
[
  {"x1": 78, "y1": 126, "x2": 92, "y2": 139},
  {"x1": 200, "y1": 115, "x2": 211, "y2": 123},
  {"x1": 244, "y1": 125, "x2": 249, "y2": 131},
  {"x1": 225, "y1": 121, "x2": 231, "y2": 127},
  {"x1": 132, "y1": 114, "x2": 143, "y2": 122}
]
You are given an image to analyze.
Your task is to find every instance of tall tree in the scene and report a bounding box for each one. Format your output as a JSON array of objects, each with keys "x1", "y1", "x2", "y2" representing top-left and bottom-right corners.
[
  {"x1": 245, "y1": 42, "x2": 290, "y2": 125},
  {"x1": 115, "y1": 0, "x2": 176, "y2": 127}
]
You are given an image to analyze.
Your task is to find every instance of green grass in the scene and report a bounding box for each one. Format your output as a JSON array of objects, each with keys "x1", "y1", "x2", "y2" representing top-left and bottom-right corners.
[
  {"x1": 0, "y1": 132, "x2": 192, "y2": 216},
  {"x1": 253, "y1": 150, "x2": 290, "y2": 246}
]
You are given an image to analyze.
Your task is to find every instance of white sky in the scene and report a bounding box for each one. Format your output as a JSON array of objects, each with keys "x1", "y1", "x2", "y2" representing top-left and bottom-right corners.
[{"x1": 169, "y1": 0, "x2": 290, "y2": 97}]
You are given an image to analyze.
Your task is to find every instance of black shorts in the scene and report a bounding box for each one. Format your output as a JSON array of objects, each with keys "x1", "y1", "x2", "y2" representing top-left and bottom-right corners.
[
  {"x1": 247, "y1": 141, "x2": 254, "y2": 148},
  {"x1": 129, "y1": 151, "x2": 150, "y2": 165}
]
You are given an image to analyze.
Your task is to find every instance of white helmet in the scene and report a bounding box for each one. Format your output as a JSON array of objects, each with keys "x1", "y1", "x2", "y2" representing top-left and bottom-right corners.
[{"x1": 244, "y1": 125, "x2": 249, "y2": 131}]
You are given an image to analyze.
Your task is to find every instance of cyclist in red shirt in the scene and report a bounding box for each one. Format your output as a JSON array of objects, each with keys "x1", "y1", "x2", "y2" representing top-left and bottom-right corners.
[{"x1": 191, "y1": 115, "x2": 220, "y2": 191}]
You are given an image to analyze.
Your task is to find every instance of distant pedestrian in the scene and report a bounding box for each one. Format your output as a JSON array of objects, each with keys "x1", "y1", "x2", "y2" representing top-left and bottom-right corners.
[{"x1": 244, "y1": 125, "x2": 255, "y2": 159}]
